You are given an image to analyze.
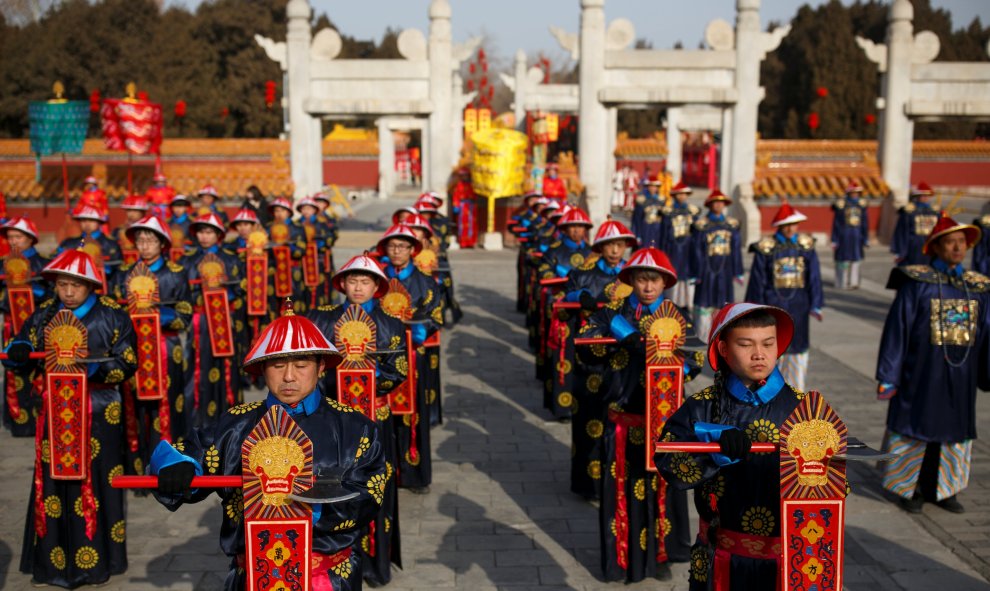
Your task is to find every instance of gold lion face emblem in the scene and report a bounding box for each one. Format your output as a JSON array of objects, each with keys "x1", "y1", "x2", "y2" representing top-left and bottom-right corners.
[
  {"x1": 647, "y1": 317, "x2": 683, "y2": 356},
  {"x1": 82, "y1": 242, "x2": 103, "y2": 261},
  {"x1": 381, "y1": 291, "x2": 411, "y2": 319},
  {"x1": 49, "y1": 325, "x2": 85, "y2": 367},
  {"x1": 199, "y1": 261, "x2": 225, "y2": 288},
  {"x1": 270, "y1": 223, "x2": 289, "y2": 244},
  {"x1": 247, "y1": 436, "x2": 306, "y2": 506},
  {"x1": 127, "y1": 275, "x2": 158, "y2": 310},
  {"x1": 247, "y1": 230, "x2": 268, "y2": 255},
  {"x1": 4, "y1": 256, "x2": 30, "y2": 285},
  {"x1": 338, "y1": 319, "x2": 374, "y2": 358},
  {"x1": 786, "y1": 419, "x2": 841, "y2": 487}
]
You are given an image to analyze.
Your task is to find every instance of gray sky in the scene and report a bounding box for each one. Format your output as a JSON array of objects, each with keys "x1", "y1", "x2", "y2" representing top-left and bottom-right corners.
[{"x1": 167, "y1": 0, "x2": 987, "y2": 65}]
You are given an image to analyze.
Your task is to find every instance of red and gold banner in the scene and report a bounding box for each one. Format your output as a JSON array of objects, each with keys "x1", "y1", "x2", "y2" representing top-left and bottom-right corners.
[
  {"x1": 241, "y1": 406, "x2": 314, "y2": 591},
  {"x1": 246, "y1": 231, "x2": 269, "y2": 317},
  {"x1": 272, "y1": 245, "x2": 293, "y2": 298},
  {"x1": 121, "y1": 249, "x2": 139, "y2": 266},
  {"x1": 643, "y1": 300, "x2": 686, "y2": 473},
  {"x1": 44, "y1": 310, "x2": 89, "y2": 481},
  {"x1": 335, "y1": 305, "x2": 378, "y2": 419},
  {"x1": 7, "y1": 287, "x2": 34, "y2": 335},
  {"x1": 303, "y1": 242, "x2": 320, "y2": 288},
  {"x1": 132, "y1": 313, "x2": 165, "y2": 400},
  {"x1": 203, "y1": 290, "x2": 234, "y2": 357},
  {"x1": 389, "y1": 328, "x2": 416, "y2": 415},
  {"x1": 779, "y1": 390, "x2": 848, "y2": 591}
]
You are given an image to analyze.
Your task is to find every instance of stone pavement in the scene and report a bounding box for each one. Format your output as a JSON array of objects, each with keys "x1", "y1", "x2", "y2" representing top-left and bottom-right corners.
[{"x1": 2, "y1": 223, "x2": 990, "y2": 589}]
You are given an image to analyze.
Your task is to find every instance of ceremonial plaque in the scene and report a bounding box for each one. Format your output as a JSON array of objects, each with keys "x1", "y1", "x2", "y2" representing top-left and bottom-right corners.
[
  {"x1": 643, "y1": 300, "x2": 686, "y2": 472},
  {"x1": 382, "y1": 280, "x2": 416, "y2": 415},
  {"x1": 242, "y1": 406, "x2": 313, "y2": 591},
  {"x1": 246, "y1": 230, "x2": 269, "y2": 317},
  {"x1": 413, "y1": 248, "x2": 438, "y2": 275},
  {"x1": 44, "y1": 310, "x2": 89, "y2": 480},
  {"x1": 169, "y1": 227, "x2": 186, "y2": 262},
  {"x1": 302, "y1": 242, "x2": 320, "y2": 288},
  {"x1": 334, "y1": 305, "x2": 378, "y2": 419},
  {"x1": 4, "y1": 253, "x2": 35, "y2": 334},
  {"x1": 380, "y1": 279, "x2": 413, "y2": 321},
  {"x1": 199, "y1": 253, "x2": 235, "y2": 358},
  {"x1": 127, "y1": 263, "x2": 165, "y2": 401},
  {"x1": 779, "y1": 391, "x2": 848, "y2": 591},
  {"x1": 272, "y1": 246, "x2": 293, "y2": 298}
]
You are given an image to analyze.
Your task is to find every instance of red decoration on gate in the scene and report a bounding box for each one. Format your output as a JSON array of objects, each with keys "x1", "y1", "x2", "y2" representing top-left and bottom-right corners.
[
  {"x1": 807, "y1": 112, "x2": 820, "y2": 131},
  {"x1": 865, "y1": 113, "x2": 876, "y2": 125},
  {"x1": 264, "y1": 80, "x2": 276, "y2": 109},
  {"x1": 89, "y1": 89, "x2": 101, "y2": 113},
  {"x1": 174, "y1": 100, "x2": 187, "y2": 119},
  {"x1": 816, "y1": 86, "x2": 828, "y2": 98}
]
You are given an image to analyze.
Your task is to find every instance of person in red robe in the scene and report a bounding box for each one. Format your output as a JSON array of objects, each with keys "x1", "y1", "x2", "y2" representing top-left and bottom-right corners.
[
  {"x1": 450, "y1": 168, "x2": 478, "y2": 248},
  {"x1": 144, "y1": 173, "x2": 176, "y2": 221},
  {"x1": 542, "y1": 163, "x2": 568, "y2": 203}
]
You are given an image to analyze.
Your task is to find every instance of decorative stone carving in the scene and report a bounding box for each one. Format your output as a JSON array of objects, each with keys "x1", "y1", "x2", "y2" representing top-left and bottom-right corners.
[
  {"x1": 452, "y1": 37, "x2": 482, "y2": 64},
  {"x1": 397, "y1": 29, "x2": 427, "y2": 61},
  {"x1": 705, "y1": 19, "x2": 734, "y2": 51},
  {"x1": 912, "y1": 30, "x2": 940, "y2": 64},
  {"x1": 311, "y1": 28, "x2": 342, "y2": 62},
  {"x1": 550, "y1": 26, "x2": 580, "y2": 61},
  {"x1": 856, "y1": 36, "x2": 887, "y2": 71},
  {"x1": 605, "y1": 18, "x2": 635, "y2": 51},
  {"x1": 255, "y1": 35, "x2": 287, "y2": 71},
  {"x1": 761, "y1": 26, "x2": 790, "y2": 56}
]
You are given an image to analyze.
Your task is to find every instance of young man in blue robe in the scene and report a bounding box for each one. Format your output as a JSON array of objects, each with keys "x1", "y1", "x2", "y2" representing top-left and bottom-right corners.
[
  {"x1": 891, "y1": 181, "x2": 939, "y2": 266},
  {"x1": 689, "y1": 189, "x2": 743, "y2": 341},
  {"x1": 831, "y1": 182, "x2": 870, "y2": 289}
]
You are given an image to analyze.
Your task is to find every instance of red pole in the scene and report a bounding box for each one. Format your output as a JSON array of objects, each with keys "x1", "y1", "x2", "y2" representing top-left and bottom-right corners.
[
  {"x1": 708, "y1": 144, "x2": 717, "y2": 190},
  {"x1": 127, "y1": 153, "x2": 133, "y2": 195},
  {"x1": 656, "y1": 442, "x2": 777, "y2": 454},
  {"x1": 112, "y1": 475, "x2": 243, "y2": 489}
]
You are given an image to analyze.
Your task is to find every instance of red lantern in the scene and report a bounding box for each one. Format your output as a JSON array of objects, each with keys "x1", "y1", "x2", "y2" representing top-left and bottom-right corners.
[
  {"x1": 865, "y1": 113, "x2": 876, "y2": 125},
  {"x1": 137, "y1": 91, "x2": 149, "y2": 101},
  {"x1": 469, "y1": 63, "x2": 476, "y2": 74},
  {"x1": 466, "y1": 79, "x2": 474, "y2": 91},
  {"x1": 807, "y1": 112, "x2": 820, "y2": 131},
  {"x1": 221, "y1": 106, "x2": 230, "y2": 119},
  {"x1": 816, "y1": 86, "x2": 828, "y2": 98},
  {"x1": 264, "y1": 80, "x2": 276, "y2": 108},
  {"x1": 89, "y1": 89, "x2": 101, "y2": 113},
  {"x1": 174, "y1": 100, "x2": 187, "y2": 118}
]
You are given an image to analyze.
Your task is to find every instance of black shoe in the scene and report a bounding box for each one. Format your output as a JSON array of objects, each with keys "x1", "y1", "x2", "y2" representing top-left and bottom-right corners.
[
  {"x1": 405, "y1": 485, "x2": 430, "y2": 495},
  {"x1": 655, "y1": 563, "x2": 672, "y2": 581},
  {"x1": 899, "y1": 493, "x2": 924, "y2": 514},
  {"x1": 936, "y1": 496, "x2": 965, "y2": 514}
]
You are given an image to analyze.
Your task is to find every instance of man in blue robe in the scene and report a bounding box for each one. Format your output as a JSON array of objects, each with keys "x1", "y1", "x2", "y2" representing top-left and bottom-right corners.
[{"x1": 831, "y1": 182, "x2": 870, "y2": 289}]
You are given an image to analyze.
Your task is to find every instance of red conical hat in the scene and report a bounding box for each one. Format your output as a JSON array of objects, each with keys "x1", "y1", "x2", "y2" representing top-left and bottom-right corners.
[
  {"x1": 152, "y1": 173, "x2": 167, "y2": 183},
  {"x1": 523, "y1": 191, "x2": 543, "y2": 202},
  {"x1": 922, "y1": 213, "x2": 981, "y2": 256},
  {"x1": 419, "y1": 191, "x2": 443, "y2": 207},
  {"x1": 671, "y1": 181, "x2": 692, "y2": 195},
  {"x1": 71, "y1": 204, "x2": 105, "y2": 222},
  {"x1": 549, "y1": 202, "x2": 569, "y2": 221},
  {"x1": 376, "y1": 223, "x2": 423, "y2": 257},
  {"x1": 618, "y1": 247, "x2": 678, "y2": 288},
  {"x1": 170, "y1": 193, "x2": 191, "y2": 206},
  {"x1": 312, "y1": 192, "x2": 331, "y2": 204},
  {"x1": 541, "y1": 200, "x2": 561, "y2": 217},
  {"x1": 391, "y1": 206, "x2": 419, "y2": 225},
  {"x1": 704, "y1": 189, "x2": 732, "y2": 206},
  {"x1": 1, "y1": 216, "x2": 39, "y2": 243},
  {"x1": 557, "y1": 207, "x2": 593, "y2": 228},
  {"x1": 189, "y1": 212, "x2": 227, "y2": 239},
  {"x1": 295, "y1": 196, "x2": 319, "y2": 213},
  {"x1": 270, "y1": 197, "x2": 294, "y2": 212},
  {"x1": 230, "y1": 208, "x2": 260, "y2": 228},
  {"x1": 243, "y1": 304, "x2": 341, "y2": 375},
  {"x1": 592, "y1": 219, "x2": 637, "y2": 251},
  {"x1": 42, "y1": 247, "x2": 102, "y2": 287},
  {"x1": 83, "y1": 176, "x2": 99, "y2": 186},
  {"x1": 414, "y1": 198, "x2": 439, "y2": 214},
  {"x1": 910, "y1": 181, "x2": 934, "y2": 197},
  {"x1": 121, "y1": 195, "x2": 150, "y2": 211},
  {"x1": 771, "y1": 202, "x2": 807, "y2": 227},
  {"x1": 845, "y1": 181, "x2": 864, "y2": 194},
  {"x1": 403, "y1": 213, "x2": 434, "y2": 238},
  {"x1": 706, "y1": 303, "x2": 794, "y2": 371},
  {"x1": 646, "y1": 173, "x2": 662, "y2": 186},
  {"x1": 125, "y1": 215, "x2": 172, "y2": 247},
  {"x1": 197, "y1": 184, "x2": 219, "y2": 197},
  {"x1": 332, "y1": 254, "x2": 389, "y2": 298}
]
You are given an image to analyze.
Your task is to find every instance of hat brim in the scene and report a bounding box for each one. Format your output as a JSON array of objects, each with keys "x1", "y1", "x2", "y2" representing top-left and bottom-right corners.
[
  {"x1": 618, "y1": 264, "x2": 678, "y2": 289},
  {"x1": 0, "y1": 226, "x2": 38, "y2": 243},
  {"x1": 332, "y1": 271, "x2": 390, "y2": 299},
  {"x1": 706, "y1": 304, "x2": 794, "y2": 371},
  {"x1": 377, "y1": 235, "x2": 423, "y2": 257},
  {"x1": 243, "y1": 350, "x2": 342, "y2": 376},
  {"x1": 41, "y1": 269, "x2": 103, "y2": 288},
  {"x1": 125, "y1": 225, "x2": 172, "y2": 248},
  {"x1": 592, "y1": 235, "x2": 637, "y2": 252},
  {"x1": 771, "y1": 213, "x2": 807, "y2": 227},
  {"x1": 922, "y1": 224, "x2": 981, "y2": 255},
  {"x1": 705, "y1": 196, "x2": 732, "y2": 206},
  {"x1": 189, "y1": 221, "x2": 227, "y2": 238}
]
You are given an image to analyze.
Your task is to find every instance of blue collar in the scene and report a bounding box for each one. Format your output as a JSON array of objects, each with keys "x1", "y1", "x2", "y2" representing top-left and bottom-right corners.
[
  {"x1": 146, "y1": 257, "x2": 164, "y2": 272},
  {"x1": 22, "y1": 246, "x2": 37, "y2": 258},
  {"x1": 201, "y1": 245, "x2": 219, "y2": 255},
  {"x1": 562, "y1": 236, "x2": 585, "y2": 250},
  {"x1": 234, "y1": 237, "x2": 248, "y2": 249},
  {"x1": 172, "y1": 213, "x2": 188, "y2": 223},
  {"x1": 774, "y1": 231, "x2": 798, "y2": 245},
  {"x1": 628, "y1": 293, "x2": 662, "y2": 315},
  {"x1": 914, "y1": 200, "x2": 932, "y2": 210},
  {"x1": 386, "y1": 263, "x2": 414, "y2": 281},
  {"x1": 354, "y1": 300, "x2": 376, "y2": 314},
  {"x1": 83, "y1": 230, "x2": 103, "y2": 240},
  {"x1": 707, "y1": 213, "x2": 726, "y2": 222},
  {"x1": 673, "y1": 201, "x2": 688, "y2": 210},
  {"x1": 597, "y1": 258, "x2": 624, "y2": 276},
  {"x1": 265, "y1": 387, "x2": 323, "y2": 417},
  {"x1": 59, "y1": 292, "x2": 98, "y2": 319},
  {"x1": 726, "y1": 367, "x2": 785, "y2": 406},
  {"x1": 933, "y1": 257, "x2": 964, "y2": 277}
]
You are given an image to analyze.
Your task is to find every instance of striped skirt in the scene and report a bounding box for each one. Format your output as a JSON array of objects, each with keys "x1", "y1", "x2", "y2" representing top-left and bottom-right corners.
[{"x1": 881, "y1": 430, "x2": 972, "y2": 501}]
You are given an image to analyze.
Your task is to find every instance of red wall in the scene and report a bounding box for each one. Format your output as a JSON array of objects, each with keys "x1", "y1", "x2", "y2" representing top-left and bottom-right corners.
[
  {"x1": 758, "y1": 204, "x2": 882, "y2": 236},
  {"x1": 323, "y1": 158, "x2": 378, "y2": 188},
  {"x1": 911, "y1": 161, "x2": 990, "y2": 187}
]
